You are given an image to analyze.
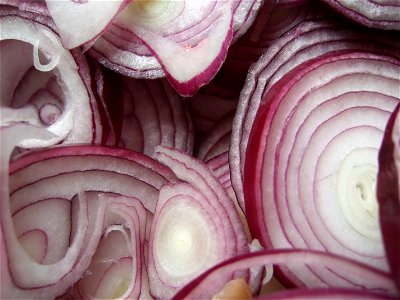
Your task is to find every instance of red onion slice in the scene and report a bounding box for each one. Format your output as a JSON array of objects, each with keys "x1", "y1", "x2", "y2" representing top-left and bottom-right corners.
[
  {"x1": 45, "y1": 0, "x2": 129, "y2": 49},
  {"x1": 261, "y1": 288, "x2": 399, "y2": 300},
  {"x1": 378, "y1": 104, "x2": 400, "y2": 290},
  {"x1": 231, "y1": 18, "x2": 400, "y2": 209},
  {"x1": 149, "y1": 146, "x2": 253, "y2": 298},
  {"x1": 172, "y1": 249, "x2": 397, "y2": 299},
  {"x1": 1, "y1": 124, "x2": 106, "y2": 299},
  {"x1": 244, "y1": 51, "x2": 399, "y2": 287}
]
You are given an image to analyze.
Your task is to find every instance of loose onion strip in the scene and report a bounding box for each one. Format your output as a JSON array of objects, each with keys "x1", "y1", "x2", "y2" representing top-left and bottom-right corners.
[
  {"x1": 148, "y1": 146, "x2": 253, "y2": 298},
  {"x1": 172, "y1": 249, "x2": 397, "y2": 299},
  {"x1": 244, "y1": 51, "x2": 399, "y2": 288}
]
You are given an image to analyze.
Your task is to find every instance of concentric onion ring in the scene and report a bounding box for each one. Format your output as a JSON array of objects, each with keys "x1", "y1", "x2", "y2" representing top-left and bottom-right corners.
[{"x1": 244, "y1": 51, "x2": 399, "y2": 288}]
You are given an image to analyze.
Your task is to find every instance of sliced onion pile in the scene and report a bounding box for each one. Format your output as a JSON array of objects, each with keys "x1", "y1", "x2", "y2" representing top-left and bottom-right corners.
[{"x1": 1, "y1": 1, "x2": 400, "y2": 299}]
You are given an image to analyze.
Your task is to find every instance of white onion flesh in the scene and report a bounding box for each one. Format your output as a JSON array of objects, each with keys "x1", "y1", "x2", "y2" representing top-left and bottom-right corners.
[{"x1": 45, "y1": 0, "x2": 127, "y2": 49}]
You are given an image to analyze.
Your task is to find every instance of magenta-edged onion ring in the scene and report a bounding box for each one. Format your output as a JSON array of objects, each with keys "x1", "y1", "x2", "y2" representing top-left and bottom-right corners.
[{"x1": 244, "y1": 50, "x2": 399, "y2": 287}]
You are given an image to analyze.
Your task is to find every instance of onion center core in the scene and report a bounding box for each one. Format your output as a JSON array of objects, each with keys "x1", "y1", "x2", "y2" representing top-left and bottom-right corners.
[
  {"x1": 172, "y1": 227, "x2": 193, "y2": 254},
  {"x1": 343, "y1": 164, "x2": 379, "y2": 237}
]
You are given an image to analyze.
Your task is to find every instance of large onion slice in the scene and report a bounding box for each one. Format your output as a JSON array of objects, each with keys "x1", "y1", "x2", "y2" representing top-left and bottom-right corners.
[
  {"x1": 1, "y1": 124, "x2": 106, "y2": 299},
  {"x1": 244, "y1": 50, "x2": 399, "y2": 287},
  {"x1": 231, "y1": 17, "x2": 400, "y2": 210}
]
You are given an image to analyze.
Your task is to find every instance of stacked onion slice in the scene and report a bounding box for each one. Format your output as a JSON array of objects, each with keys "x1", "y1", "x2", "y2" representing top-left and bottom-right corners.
[
  {"x1": 147, "y1": 146, "x2": 253, "y2": 298},
  {"x1": 119, "y1": 77, "x2": 193, "y2": 157},
  {"x1": 0, "y1": 7, "x2": 114, "y2": 148},
  {"x1": 212, "y1": 0, "x2": 327, "y2": 95},
  {"x1": 243, "y1": 49, "x2": 399, "y2": 288}
]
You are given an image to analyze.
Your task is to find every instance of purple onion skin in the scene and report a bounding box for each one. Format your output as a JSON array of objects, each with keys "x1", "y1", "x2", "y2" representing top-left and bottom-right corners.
[{"x1": 377, "y1": 103, "x2": 400, "y2": 291}]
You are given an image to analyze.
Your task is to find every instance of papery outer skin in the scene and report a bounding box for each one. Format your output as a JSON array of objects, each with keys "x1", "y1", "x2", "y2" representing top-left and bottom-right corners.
[
  {"x1": 377, "y1": 104, "x2": 400, "y2": 291},
  {"x1": 0, "y1": 6, "x2": 112, "y2": 148},
  {"x1": 321, "y1": 0, "x2": 400, "y2": 30},
  {"x1": 172, "y1": 249, "x2": 398, "y2": 299},
  {"x1": 45, "y1": 0, "x2": 130, "y2": 49},
  {"x1": 243, "y1": 50, "x2": 399, "y2": 288},
  {"x1": 89, "y1": 0, "x2": 266, "y2": 96}
]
